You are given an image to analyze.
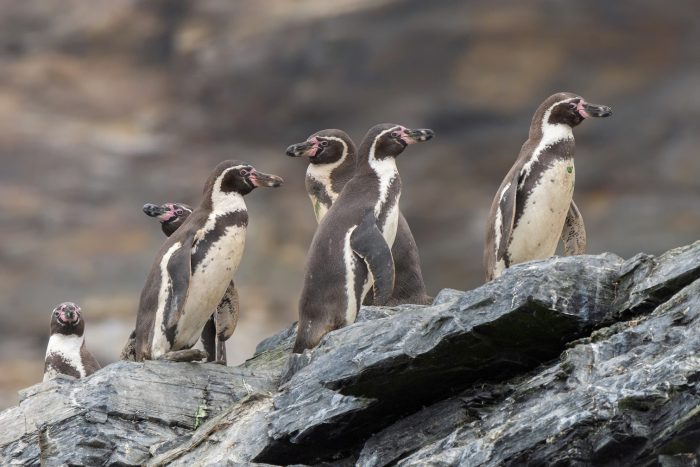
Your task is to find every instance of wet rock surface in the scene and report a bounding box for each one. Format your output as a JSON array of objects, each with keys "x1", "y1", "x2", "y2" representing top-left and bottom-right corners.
[{"x1": 1, "y1": 241, "x2": 698, "y2": 466}]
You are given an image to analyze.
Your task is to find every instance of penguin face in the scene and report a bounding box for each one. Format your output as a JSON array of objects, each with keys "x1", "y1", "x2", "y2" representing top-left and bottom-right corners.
[
  {"x1": 219, "y1": 164, "x2": 284, "y2": 196},
  {"x1": 50, "y1": 302, "x2": 85, "y2": 336},
  {"x1": 546, "y1": 94, "x2": 613, "y2": 128},
  {"x1": 143, "y1": 203, "x2": 192, "y2": 224},
  {"x1": 286, "y1": 129, "x2": 352, "y2": 166},
  {"x1": 372, "y1": 125, "x2": 435, "y2": 159}
]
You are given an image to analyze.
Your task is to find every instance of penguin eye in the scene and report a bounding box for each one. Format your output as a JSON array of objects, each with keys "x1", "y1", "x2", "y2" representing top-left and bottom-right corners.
[
  {"x1": 319, "y1": 140, "x2": 329, "y2": 147},
  {"x1": 175, "y1": 209, "x2": 183, "y2": 215},
  {"x1": 568, "y1": 102, "x2": 577, "y2": 110},
  {"x1": 391, "y1": 131, "x2": 400, "y2": 138},
  {"x1": 239, "y1": 169, "x2": 250, "y2": 177}
]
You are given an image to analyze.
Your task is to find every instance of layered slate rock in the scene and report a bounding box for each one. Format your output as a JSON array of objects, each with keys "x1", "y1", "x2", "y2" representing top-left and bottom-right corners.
[
  {"x1": 395, "y1": 278, "x2": 700, "y2": 466},
  {"x1": 1, "y1": 241, "x2": 698, "y2": 466},
  {"x1": 0, "y1": 361, "x2": 278, "y2": 466}
]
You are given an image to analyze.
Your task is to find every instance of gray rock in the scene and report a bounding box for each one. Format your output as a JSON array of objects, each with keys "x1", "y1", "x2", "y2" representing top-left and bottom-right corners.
[
  {"x1": 1, "y1": 242, "x2": 698, "y2": 466},
  {"x1": 0, "y1": 361, "x2": 278, "y2": 466},
  {"x1": 398, "y1": 278, "x2": 700, "y2": 466}
]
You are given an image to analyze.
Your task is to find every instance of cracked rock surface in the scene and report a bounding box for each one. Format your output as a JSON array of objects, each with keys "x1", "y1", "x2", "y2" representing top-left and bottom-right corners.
[{"x1": 1, "y1": 242, "x2": 698, "y2": 466}]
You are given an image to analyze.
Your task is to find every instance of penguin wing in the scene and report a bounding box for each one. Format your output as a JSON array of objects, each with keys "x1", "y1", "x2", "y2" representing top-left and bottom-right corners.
[
  {"x1": 351, "y1": 209, "x2": 395, "y2": 306},
  {"x1": 561, "y1": 200, "x2": 587, "y2": 255},
  {"x1": 162, "y1": 239, "x2": 194, "y2": 333},
  {"x1": 484, "y1": 168, "x2": 520, "y2": 281},
  {"x1": 215, "y1": 280, "x2": 240, "y2": 340}
]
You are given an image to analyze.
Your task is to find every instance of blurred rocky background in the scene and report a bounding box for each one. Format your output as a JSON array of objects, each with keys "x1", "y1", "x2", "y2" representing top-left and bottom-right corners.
[{"x1": 0, "y1": 0, "x2": 698, "y2": 409}]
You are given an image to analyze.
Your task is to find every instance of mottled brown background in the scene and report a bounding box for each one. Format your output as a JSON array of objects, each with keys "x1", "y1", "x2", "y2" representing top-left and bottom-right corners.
[{"x1": 1, "y1": 0, "x2": 698, "y2": 409}]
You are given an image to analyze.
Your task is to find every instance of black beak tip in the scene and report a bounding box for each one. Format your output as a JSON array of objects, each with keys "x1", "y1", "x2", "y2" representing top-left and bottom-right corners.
[{"x1": 285, "y1": 145, "x2": 301, "y2": 157}]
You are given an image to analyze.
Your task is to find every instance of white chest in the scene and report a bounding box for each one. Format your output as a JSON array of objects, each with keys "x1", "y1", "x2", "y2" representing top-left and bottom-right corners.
[
  {"x1": 508, "y1": 160, "x2": 575, "y2": 264},
  {"x1": 176, "y1": 224, "x2": 247, "y2": 348},
  {"x1": 44, "y1": 334, "x2": 85, "y2": 381}
]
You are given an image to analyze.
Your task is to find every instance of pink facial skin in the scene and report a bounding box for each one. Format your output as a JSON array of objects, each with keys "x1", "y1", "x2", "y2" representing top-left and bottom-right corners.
[
  {"x1": 576, "y1": 99, "x2": 590, "y2": 119},
  {"x1": 397, "y1": 126, "x2": 412, "y2": 145},
  {"x1": 54, "y1": 303, "x2": 81, "y2": 324},
  {"x1": 157, "y1": 204, "x2": 177, "y2": 222},
  {"x1": 304, "y1": 137, "x2": 321, "y2": 157}
]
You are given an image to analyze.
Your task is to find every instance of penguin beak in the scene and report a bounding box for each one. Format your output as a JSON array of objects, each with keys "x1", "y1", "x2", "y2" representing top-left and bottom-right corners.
[
  {"x1": 401, "y1": 128, "x2": 435, "y2": 145},
  {"x1": 249, "y1": 170, "x2": 284, "y2": 188},
  {"x1": 286, "y1": 141, "x2": 316, "y2": 158},
  {"x1": 143, "y1": 203, "x2": 168, "y2": 219},
  {"x1": 577, "y1": 101, "x2": 612, "y2": 118}
]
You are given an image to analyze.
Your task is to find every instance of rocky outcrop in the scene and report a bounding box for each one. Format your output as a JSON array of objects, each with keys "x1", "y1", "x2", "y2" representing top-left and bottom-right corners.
[{"x1": 1, "y1": 242, "x2": 698, "y2": 466}]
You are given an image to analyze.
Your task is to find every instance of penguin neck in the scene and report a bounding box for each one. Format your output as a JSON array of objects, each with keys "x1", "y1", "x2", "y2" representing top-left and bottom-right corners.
[
  {"x1": 306, "y1": 148, "x2": 356, "y2": 202},
  {"x1": 356, "y1": 150, "x2": 398, "y2": 182},
  {"x1": 357, "y1": 152, "x2": 399, "y2": 220},
  {"x1": 529, "y1": 104, "x2": 575, "y2": 149},
  {"x1": 209, "y1": 181, "x2": 247, "y2": 215}
]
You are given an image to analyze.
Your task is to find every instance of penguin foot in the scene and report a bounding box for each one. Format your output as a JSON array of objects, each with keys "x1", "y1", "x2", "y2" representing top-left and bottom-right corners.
[
  {"x1": 212, "y1": 359, "x2": 227, "y2": 366},
  {"x1": 157, "y1": 349, "x2": 207, "y2": 363}
]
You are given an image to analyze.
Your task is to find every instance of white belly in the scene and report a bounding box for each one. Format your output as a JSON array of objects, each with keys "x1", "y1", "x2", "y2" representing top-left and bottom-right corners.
[
  {"x1": 508, "y1": 160, "x2": 575, "y2": 265},
  {"x1": 176, "y1": 225, "x2": 246, "y2": 349}
]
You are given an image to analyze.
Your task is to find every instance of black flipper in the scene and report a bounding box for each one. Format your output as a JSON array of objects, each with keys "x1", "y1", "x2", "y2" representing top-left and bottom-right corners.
[
  {"x1": 484, "y1": 165, "x2": 520, "y2": 281},
  {"x1": 161, "y1": 239, "x2": 194, "y2": 346},
  {"x1": 350, "y1": 209, "x2": 395, "y2": 306}
]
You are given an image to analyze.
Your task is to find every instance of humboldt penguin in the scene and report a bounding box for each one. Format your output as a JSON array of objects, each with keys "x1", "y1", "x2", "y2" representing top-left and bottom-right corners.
[
  {"x1": 44, "y1": 302, "x2": 100, "y2": 381},
  {"x1": 294, "y1": 124, "x2": 434, "y2": 353},
  {"x1": 286, "y1": 129, "x2": 432, "y2": 305},
  {"x1": 124, "y1": 202, "x2": 239, "y2": 364},
  {"x1": 133, "y1": 161, "x2": 282, "y2": 361},
  {"x1": 484, "y1": 92, "x2": 612, "y2": 281}
]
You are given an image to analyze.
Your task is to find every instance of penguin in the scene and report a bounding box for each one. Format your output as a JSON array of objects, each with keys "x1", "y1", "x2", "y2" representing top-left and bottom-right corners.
[
  {"x1": 133, "y1": 161, "x2": 282, "y2": 361},
  {"x1": 121, "y1": 202, "x2": 240, "y2": 364},
  {"x1": 44, "y1": 302, "x2": 100, "y2": 381},
  {"x1": 286, "y1": 129, "x2": 432, "y2": 306},
  {"x1": 293, "y1": 124, "x2": 434, "y2": 353},
  {"x1": 484, "y1": 92, "x2": 612, "y2": 281}
]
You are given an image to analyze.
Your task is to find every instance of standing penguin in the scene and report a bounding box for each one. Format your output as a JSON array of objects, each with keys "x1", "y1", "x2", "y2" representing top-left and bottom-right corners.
[
  {"x1": 484, "y1": 92, "x2": 612, "y2": 281},
  {"x1": 123, "y1": 202, "x2": 239, "y2": 364},
  {"x1": 133, "y1": 161, "x2": 282, "y2": 361},
  {"x1": 294, "y1": 124, "x2": 434, "y2": 353},
  {"x1": 286, "y1": 129, "x2": 432, "y2": 305},
  {"x1": 44, "y1": 302, "x2": 100, "y2": 381}
]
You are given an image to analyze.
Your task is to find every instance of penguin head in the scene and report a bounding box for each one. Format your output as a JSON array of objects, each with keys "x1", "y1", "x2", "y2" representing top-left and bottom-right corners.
[
  {"x1": 539, "y1": 92, "x2": 613, "y2": 129},
  {"x1": 50, "y1": 302, "x2": 85, "y2": 336},
  {"x1": 143, "y1": 203, "x2": 192, "y2": 223},
  {"x1": 143, "y1": 202, "x2": 193, "y2": 236},
  {"x1": 207, "y1": 160, "x2": 284, "y2": 198},
  {"x1": 363, "y1": 124, "x2": 435, "y2": 160},
  {"x1": 286, "y1": 129, "x2": 354, "y2": 166}
]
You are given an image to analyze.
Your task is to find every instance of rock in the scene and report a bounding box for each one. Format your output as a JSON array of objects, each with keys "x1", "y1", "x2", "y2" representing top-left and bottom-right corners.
[
  {"x1": 0, "y1": 361, "x2": 278, "y2": 466},
  {"x1": 1, "y1": 242, "x2": 698, "y2": 466},
  {"x1": 397, "y1": 278, "x2": 700, "y2": 466}
]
